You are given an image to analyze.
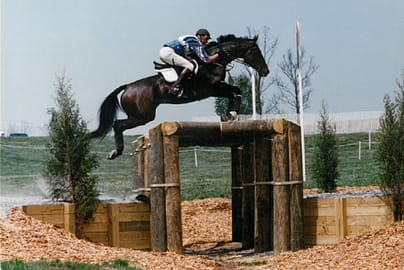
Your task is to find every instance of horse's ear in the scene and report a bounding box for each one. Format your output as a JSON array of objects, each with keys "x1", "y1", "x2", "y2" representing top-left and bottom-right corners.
[{"x1": 253, "y1": 35, "x2": 259, "y2": 42}]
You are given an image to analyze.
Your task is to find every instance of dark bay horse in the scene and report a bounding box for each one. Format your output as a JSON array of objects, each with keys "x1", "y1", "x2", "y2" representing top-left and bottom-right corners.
[{"x1": 90, "y1": 34, "x2": 269, "y2": 159}]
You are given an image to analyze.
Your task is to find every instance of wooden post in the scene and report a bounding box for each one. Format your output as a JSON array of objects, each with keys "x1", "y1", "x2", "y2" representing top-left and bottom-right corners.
[
  {"x1": 143, "y1": 134, "x2": 151, "y2": 193},
  {"x1": 254, "y1": 136, "x2": 273, "y2": 252},
  {"x1": 272, "y1": 134, "x2": 290, "y2": 255},
  {"x1": 64, "y1": 203, "x2": 75, "y2": 234},
  {"x1": 231, "y1": 146, "x2": 243, "y2": 242},
  {"x1": 242, "y1": 140, "x2": 255, "y2": 249},
  {"x1": 288, "y1": 123, "x2": 304, "y2": 251},
  {"x1": 149, "y1": 125, "x2": 167, "y2": 251},
  {"x1": 108, "y1": 204, "x2": 120, "y2": 247},
  {"x1": 132, "y1": 136, "x2": 145, "y2": 193},
  {"x1": 163, "y1": 134, "x2": 183, "y2": 253}
]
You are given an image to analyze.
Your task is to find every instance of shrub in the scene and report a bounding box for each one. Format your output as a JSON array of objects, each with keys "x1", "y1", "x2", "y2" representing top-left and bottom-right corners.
[
  {"x1": 375, "y1": 75, "x2": 404, "y2": 221},
  {"x1": 310, "y1": 101, "x2": 338, "y2": 192},
  {"x1": 44, "y1": 75, "x2": 99, "y2": 236}
]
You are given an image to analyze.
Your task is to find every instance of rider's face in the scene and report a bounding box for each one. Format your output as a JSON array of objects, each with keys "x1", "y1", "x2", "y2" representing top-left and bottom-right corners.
[{"x1": 198, "y1": 35, "x2": 210, "y2": 45}]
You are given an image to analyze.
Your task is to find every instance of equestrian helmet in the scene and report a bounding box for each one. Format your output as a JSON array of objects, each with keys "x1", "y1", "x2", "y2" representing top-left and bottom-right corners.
[{"x1": 195, "y1": 28, "x2": 211, "y2": 39}]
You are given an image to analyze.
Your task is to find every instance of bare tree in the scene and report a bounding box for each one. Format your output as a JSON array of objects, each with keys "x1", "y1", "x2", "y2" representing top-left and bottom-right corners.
[{"x1": 274, "y1": 48, "x2": 319, "y2": 113}]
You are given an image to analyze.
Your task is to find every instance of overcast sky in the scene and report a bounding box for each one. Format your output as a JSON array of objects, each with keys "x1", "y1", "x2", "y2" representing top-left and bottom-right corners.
[{"x1": 1, "y1": 0, "x2": 403, "y2": 136}]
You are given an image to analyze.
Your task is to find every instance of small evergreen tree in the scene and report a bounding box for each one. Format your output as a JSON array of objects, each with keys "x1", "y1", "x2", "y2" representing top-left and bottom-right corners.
[
  {"x1": 310, "y1": 101, "x2": 338, "y2": 192},
  {"x1": 375, "y1": 75, "x2": 404, "y2": 221},
  {"x1": 44, "y1": 75, "x2": 99, "y2": 236}
]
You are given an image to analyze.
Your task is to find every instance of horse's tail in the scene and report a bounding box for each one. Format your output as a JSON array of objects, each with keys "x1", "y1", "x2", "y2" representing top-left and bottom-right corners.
[{"x1": 89, "y1": 85, "x2": 126, "y2": 139}]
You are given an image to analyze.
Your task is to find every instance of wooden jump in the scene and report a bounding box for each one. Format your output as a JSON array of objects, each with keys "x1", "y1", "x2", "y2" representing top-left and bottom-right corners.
[{"x1": 132, "y1": 119, "x2": 304, "y2": 255}]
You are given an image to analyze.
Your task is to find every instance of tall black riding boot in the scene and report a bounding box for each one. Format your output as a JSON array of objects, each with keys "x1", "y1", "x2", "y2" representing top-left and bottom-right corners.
[{"x1": 170, "y1": 68, "x2": 191, "y2": 97}]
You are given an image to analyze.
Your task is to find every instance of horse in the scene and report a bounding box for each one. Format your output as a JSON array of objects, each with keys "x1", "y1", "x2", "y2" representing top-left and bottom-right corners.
[{"x1": 89, "y1": 34, "x2": 269, "y2": 159}]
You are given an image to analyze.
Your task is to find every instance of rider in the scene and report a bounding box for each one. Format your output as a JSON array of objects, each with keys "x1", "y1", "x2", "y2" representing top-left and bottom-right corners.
[{"x1": 159, "y1": 28, "x2": 220, "y2": 97}]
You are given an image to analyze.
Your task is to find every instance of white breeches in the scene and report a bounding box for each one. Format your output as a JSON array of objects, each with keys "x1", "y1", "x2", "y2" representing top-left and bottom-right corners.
[{"x1": 159, "y1": 47, "x2": 195, "y2": 72}]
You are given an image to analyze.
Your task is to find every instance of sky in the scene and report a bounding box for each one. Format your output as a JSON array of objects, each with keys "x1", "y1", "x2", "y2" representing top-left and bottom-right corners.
[{"x1": 1, "y1": 0, "x2": 403, "y2": 136}]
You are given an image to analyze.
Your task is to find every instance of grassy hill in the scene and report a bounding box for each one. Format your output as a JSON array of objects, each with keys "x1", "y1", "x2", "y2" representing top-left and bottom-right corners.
[{"x1": 0, "y1": 133, "x2": 379, "y2": 200}]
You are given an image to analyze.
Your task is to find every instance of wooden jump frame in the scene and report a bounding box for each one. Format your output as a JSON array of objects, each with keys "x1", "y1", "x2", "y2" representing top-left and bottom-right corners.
[{"x1": 132, "y1": 119, "x2": 304, "y2": 255}]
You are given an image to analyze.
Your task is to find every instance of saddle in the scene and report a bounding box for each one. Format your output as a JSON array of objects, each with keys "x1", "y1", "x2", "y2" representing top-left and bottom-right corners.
[
  {"x1": 153, "y1": 60, "x2": 199, "y2": 83},
  {"x1": 153, "y1": 61, "x2": 178, "y2": 83}
]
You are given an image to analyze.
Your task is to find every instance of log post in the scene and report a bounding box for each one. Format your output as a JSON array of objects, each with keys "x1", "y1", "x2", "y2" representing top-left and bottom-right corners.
[
  {"x1": 149, "y1": 125, "x2": 167, "y2": 251},
  {"x1": 163, "y1": 134, "x2": 183, "y2": 253},
  {"x1": 272, "y1": 134, "x2": 290, "y2": 255},
  {"x1": 132, "y1": 136, "x2": 145, "y2": 194},
  {"x1": 242, "y1": 140, "x2": 255, "y2": 249},
  {"x1": 231, "y1": 145, "x2": 243, "y2": 242},
  {"x1": 254, "y1": 136, "x2": 273, "y2": 252},
  {"x1": 288, "y1": 123, "x2": 304, "y2": 251}
]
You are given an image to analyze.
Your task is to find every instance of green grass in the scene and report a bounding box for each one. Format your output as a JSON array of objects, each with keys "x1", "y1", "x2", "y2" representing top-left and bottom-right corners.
[
  {"x1": 0, "y1": 259, "x2": 142, "y2": 270},
  {"x1": 0, "y1": 133, "x2": 380, "y2": 201}
]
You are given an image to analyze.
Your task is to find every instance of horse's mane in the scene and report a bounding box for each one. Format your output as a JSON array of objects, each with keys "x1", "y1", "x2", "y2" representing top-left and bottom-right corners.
[{"x1": 217, "y1": 34, "x2": 245, "y2": 43}]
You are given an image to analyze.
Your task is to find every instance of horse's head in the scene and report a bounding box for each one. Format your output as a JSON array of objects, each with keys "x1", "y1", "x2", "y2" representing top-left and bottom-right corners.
[{"x1": 216, "y1": 35, "x2": 270, "y2": 77}]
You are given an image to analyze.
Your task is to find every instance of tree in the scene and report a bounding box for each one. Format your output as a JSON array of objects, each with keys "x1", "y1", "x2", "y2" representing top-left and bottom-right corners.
[
  {"x1": 310, "y1": 101, "x2": 338, "y2": 192},
  {"x1": 274, "y1": 48, "x2": 319, "y2": 113},
  {"x1": 44, "y1": 75, "x2": 99, "y2": 236},
  {"x1": 375, "y1": 73, "x2": 404, "y2": 221}
]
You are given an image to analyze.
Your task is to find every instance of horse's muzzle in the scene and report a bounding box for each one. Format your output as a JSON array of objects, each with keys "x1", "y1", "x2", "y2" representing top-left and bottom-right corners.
[{"x1": 260, "y1": 67, "x2": 270, "y2": 77}]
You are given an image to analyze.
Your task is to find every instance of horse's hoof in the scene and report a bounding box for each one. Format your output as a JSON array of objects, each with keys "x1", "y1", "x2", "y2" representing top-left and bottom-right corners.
[{"x1": 107, "y1": 150, "x2": 121, "y2": 160}]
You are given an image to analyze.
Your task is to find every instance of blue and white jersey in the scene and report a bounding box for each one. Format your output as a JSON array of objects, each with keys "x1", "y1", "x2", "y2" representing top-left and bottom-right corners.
[{"x1": 164, "y1": 35, "x2": 210, "y2": 63}]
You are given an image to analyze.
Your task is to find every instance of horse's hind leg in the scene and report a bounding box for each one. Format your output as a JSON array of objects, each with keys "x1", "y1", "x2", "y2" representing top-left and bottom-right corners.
[{"x1": 108, "y1": 117, "x2": 142, "y2": 160}]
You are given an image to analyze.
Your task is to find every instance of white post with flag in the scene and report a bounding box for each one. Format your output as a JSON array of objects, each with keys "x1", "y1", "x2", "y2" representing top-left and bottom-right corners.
[{"x1": 296, "y1": 21, "x2": 306, "y2": 182}]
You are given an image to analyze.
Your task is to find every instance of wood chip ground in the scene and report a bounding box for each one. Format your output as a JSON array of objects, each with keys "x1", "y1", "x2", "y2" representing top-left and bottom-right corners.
[{"x1": 1, "y1": 188, "x2": 403, "y2": 269}]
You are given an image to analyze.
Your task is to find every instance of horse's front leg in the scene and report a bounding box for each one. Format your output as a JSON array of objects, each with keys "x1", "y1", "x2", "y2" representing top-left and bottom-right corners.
[{"x1": 216, "y1": 82, "x2": 241, "y2": 121}]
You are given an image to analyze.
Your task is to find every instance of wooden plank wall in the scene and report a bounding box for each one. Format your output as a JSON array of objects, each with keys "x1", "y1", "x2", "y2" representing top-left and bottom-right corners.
[
  {"x1": 303, "y1": 196, "x2": 397, "y2": 245},
  {"x1": 22, "y1": 196, "x2": 400, "y2": 249},
  {"x1": 22, "y1": 202, "x2": 151, "y2": 250}
]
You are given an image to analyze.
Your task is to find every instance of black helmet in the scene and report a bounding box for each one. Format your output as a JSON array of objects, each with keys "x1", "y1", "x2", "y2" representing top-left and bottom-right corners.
[{"x1": 195, "y1": 28, "x2": 211, "y2": 38}]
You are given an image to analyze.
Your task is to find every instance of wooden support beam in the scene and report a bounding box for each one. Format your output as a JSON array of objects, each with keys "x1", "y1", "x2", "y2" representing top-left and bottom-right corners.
[
  {"x1": 149, "y1": 125, "x2": 167, "y2": 251},
  {"x1": 163, "y1": 134, "x2": 183, "y2": 254},
  {"x1": 132, "y1": 136, "x2": 145, "y2": 193},
  {"x1": 231, "y1": 146, "x2": 243, "y2": 242},
  {"x1": 254, "y1": 137, "x2": 273, "y2": 252},
  {"x1": 242, "y1": 140, "x2": 255, "y2": 249},
  {"x1": 272, "y1": 134, "x2": 290, "y2": 255},
  {"x1": 288, "y1": 123, "x2": 304, "y2": 251}
]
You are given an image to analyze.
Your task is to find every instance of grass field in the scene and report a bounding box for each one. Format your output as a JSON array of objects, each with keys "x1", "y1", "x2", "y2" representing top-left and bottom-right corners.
[{"x1": 0, "y1": 132, "x2": 379, "y2": 201}]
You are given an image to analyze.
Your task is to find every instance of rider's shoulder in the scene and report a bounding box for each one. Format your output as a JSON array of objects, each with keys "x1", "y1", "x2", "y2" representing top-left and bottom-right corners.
[{"x1": 178, "y1": 35, "x2": 200, "y2": 44}]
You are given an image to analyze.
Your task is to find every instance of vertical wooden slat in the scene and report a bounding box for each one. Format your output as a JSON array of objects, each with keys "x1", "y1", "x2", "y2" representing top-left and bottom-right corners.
[
  {"x1": 149, "y1": 125, "x2": 167, "y2": 251},
  {"x1": 64, "y1": 203, "x2": 76, "y2": 234},
  {"x1": 163, "y1": 134, "x2": 183, "y2": 254},
  {"x1": 272, "y1": 134, "x2": 290, "y2": 255},
  {"x1": 288, "y1": 123, "x2": 304, "y2": 251},
  {"x1": 242, "y1": 140, "x2": 255, "y2": 249},
  {"x1": 254, "y1": 136, "x2": 273, "y2": 252},
  {"x1": 108, "y1": 204, "x2": 120, "y2": 247},
  {"x1": 336, "y1": 197, "x2": 347, "y2": 242},
  {"x1": 231, "y1": 146, "x2": 243, "y2": 242}
]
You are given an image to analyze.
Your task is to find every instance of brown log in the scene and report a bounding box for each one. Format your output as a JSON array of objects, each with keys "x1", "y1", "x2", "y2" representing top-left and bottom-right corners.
[
  {"x1": 132, "y1": 136, "x2": 145, "y2": 193},
  {"x1": 163, "y1": 134, "x2": 183, "y2": 254},
  {"x1": 231, "y1": 146, "x2": 243, "y2": 242},
  {"x1": 254, "y1": 136, "x2": 273, "y2": 252},
  {"x1": 242, "y1": 140, "x2": 255, "y2": 249},
  {"x1": 143, "y1": 134, "x2": 150, "y2": 192},
  {"x1": 149, "y1": 125, "x2": 167, "y2": 251},
  {"x1": 159, "y1": 120, "x2": 286, "y2": 147},
  {"x1": 272, "y1": 134, "x2": 290, "y2": 255},
  {"x1": 288, "y1": 123, "x2": 304, "y2": 251}
]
